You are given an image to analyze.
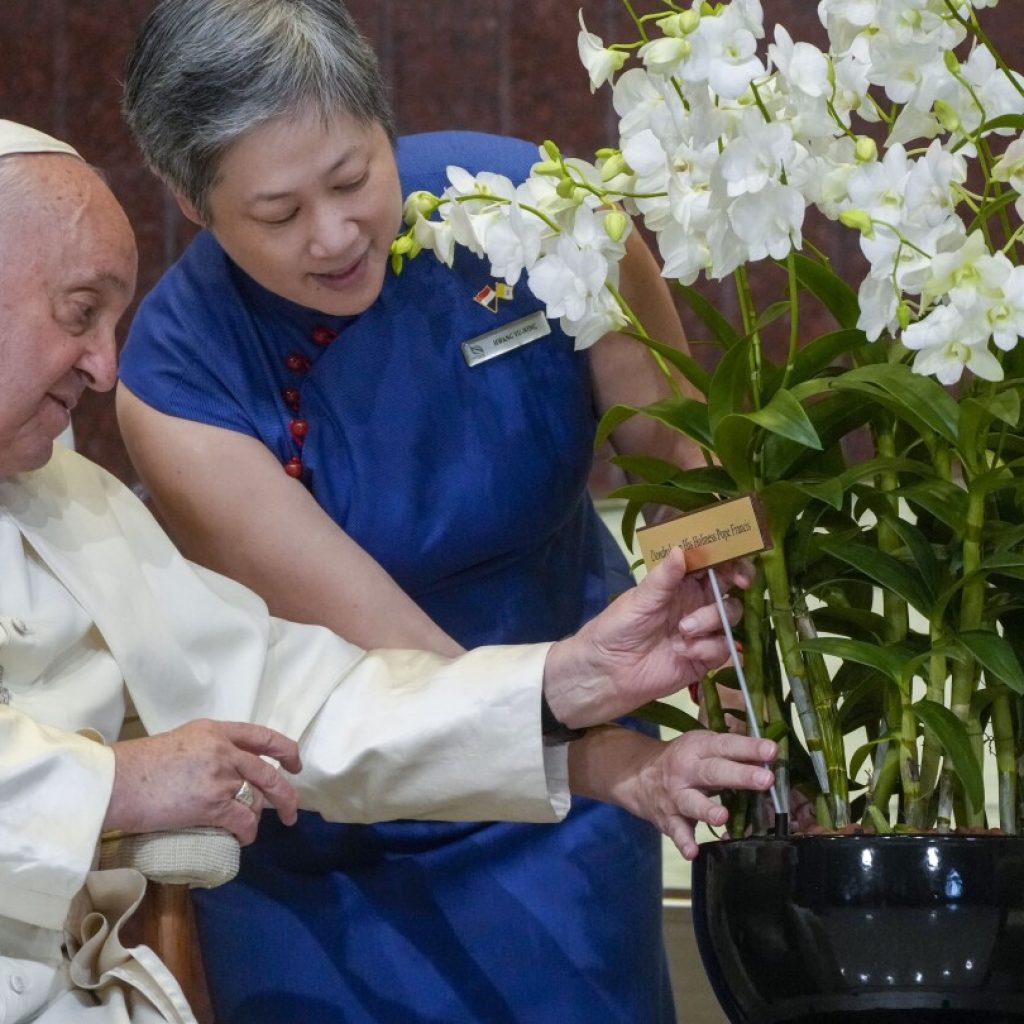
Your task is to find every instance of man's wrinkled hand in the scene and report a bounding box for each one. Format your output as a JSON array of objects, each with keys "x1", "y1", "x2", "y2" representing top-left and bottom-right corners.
[{"x1": 104, "y1": 719, "x2": 302, "y2": 845}]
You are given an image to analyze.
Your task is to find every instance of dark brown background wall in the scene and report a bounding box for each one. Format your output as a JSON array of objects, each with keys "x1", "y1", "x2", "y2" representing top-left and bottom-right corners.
[{"x1": 2, "y1": 1, "x2": 1022, "y2": 485}]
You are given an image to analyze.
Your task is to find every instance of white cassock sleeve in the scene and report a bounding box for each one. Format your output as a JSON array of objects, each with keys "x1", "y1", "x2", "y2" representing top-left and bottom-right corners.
[
  {"x1": 0, "y1": 709, "x2": 114, "y2": 930},
  {"x1": 4, "y1": 448, "x2": 570, "y2": 838}
]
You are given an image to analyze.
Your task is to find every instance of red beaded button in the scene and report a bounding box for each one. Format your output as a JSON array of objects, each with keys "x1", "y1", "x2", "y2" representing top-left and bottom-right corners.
[
  {"x1": 284, "y1": 352, "x2": 312, "y2": 373},
  {"x1": 289, "y1": 418, "x2": 309, "y2": 444},
  {"x1": 284, "y1": 457, "x2": 304, "y2": 478},
  {"x1": 311, "y1": 325, "x2": 337, "y2": 346},
  {"x1": 281, "y1": 386, "x2": 301, "y2": 412}
]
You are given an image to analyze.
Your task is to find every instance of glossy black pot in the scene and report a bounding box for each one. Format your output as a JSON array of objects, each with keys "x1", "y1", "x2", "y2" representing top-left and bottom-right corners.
[{"x1": 692, "y1": 834, "x2": 1024, "y2": 1022}]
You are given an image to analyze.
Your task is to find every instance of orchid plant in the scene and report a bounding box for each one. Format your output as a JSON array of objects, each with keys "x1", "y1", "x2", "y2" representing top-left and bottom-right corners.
[{"x1": 392, "y1": 0, "x2": 1024, "y2": 837}]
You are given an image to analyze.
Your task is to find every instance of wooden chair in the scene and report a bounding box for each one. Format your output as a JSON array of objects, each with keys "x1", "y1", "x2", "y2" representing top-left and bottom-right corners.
[{"x1": 101, "y1": 827, "x2": 239, "y2": 1021}]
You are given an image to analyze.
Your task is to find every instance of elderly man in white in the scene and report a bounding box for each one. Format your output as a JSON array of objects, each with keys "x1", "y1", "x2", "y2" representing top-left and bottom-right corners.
[{"x1": 0, "y1": 120, "x2": 777, "y2": 1023}]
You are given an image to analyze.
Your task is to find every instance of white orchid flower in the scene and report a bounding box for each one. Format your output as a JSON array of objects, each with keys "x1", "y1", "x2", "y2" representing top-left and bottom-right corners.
[
  {"x1": 718, "y1": 121, "x2": 797, "y2": 198},
  {"x1": 728, "y1": 181, "x2": 806, "y2": 262},
  {"x1": 993, "y1": 137, "x2": 1024, "y2": 219},
  {"x1": 578, "y1": 12, "x2": 628, "y2": 92},
  {"x1": 483, "y1": 201, "x2": 545, "y2": 287},
  {"x1": 657, "y1": 220, "x2": 713, "y2": 285},
  {"x1": 922, "y1": 231, "x2": 1009, "y2": 308},
  {"x1": 903, "y1": 303, "x2": 1003, "y2": 384},
  {"x1": 769, "y1": 25, "x2": 830, "y2": 99},
  {"x1": 527, "y1": 234, "x2": 611, "y2": 322},
  {"x1": 411, "y1": 214, "x2": 455, "y2": 266},
  {"x1": 561, "y1": 290, "x2": 630, "y2": 351},
  {"x1": 857, "y1": 276, "x2": 901, "y2": 341},
  {"x1": 983, "y1": 265, "x2": 1024, "y2": 351},
  {"x1": 697, "y1": 14, "x2": 766, "y2": 100},
  {"x1": 904, "y1": 140, "x2": 967, "y2": 228}
]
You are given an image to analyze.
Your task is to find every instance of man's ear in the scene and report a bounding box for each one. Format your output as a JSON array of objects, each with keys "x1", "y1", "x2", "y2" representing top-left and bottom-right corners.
[{"x1": 172, "y1": 190, "x2": 204, "y2": 226}]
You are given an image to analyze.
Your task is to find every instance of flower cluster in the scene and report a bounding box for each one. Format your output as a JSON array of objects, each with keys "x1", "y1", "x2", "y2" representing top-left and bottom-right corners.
[{"x1": 396, "y1": 0, "x2": 1024, "y2": 385}]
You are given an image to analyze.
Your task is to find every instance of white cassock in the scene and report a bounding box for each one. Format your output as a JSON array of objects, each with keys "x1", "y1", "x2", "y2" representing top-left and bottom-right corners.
[{"x1": 0, "y1": 446, "x2": 569, "y2": 1023}]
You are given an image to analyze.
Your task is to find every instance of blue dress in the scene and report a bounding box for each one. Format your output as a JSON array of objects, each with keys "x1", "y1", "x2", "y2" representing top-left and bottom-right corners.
[{"x1": 120, "y1": 131, "x2": 673, "y2": 1024}]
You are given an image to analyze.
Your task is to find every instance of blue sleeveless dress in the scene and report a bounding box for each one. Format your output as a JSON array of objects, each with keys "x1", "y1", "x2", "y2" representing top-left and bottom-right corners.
[{"x1": 120, "y1": 131, "x2": 673, "y2": 1024}]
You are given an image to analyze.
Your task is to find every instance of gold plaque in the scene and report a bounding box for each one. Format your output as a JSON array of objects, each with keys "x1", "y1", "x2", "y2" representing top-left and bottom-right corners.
[{"x1": 637, "y1": 495, "x2": 769, "y2": 572}]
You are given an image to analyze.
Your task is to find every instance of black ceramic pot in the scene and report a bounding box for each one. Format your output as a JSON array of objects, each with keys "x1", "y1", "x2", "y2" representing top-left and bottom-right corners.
[{"x1": 692, "y1": 833, "x2": 1024, "y2": 1023}]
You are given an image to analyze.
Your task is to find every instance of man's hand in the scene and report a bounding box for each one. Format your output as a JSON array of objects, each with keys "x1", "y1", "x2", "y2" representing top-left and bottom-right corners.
[
  {"x1": 104, "y1": 719, "x2": 302, "y2": 845},
  {"x1": 543, "y1": 547, "x2": 749, "y2": 728}
]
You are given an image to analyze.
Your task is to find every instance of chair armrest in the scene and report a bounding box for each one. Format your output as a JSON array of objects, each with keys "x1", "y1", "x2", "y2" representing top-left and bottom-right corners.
[{"x1": 99, "y1": 827, "x2": 240, "y2": 889}]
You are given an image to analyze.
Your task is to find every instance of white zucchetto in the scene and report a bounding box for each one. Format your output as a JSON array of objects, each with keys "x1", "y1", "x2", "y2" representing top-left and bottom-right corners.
[{"x1": 0, "y1": 120, "x2": 81, "y2": 160}]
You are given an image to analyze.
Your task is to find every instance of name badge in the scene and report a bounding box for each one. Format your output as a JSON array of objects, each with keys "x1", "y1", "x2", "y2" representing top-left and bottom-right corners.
[{"x1": 462, "y1": 311, "x2": 551, "y2": 367}]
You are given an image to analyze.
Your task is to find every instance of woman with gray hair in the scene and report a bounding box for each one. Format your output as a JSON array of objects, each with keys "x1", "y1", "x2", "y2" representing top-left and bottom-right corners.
[{"x1": 118, "y1": 1, "x2": 713, "y2": 1021}]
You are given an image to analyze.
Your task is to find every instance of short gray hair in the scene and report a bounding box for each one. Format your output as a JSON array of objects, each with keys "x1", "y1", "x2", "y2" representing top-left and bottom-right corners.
[{"x1": 122, "y1": 0, "x2": 395, "y2": 221}]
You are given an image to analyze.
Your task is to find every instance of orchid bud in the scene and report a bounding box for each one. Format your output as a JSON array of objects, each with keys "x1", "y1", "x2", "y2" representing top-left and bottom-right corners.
[
  {"x1": 678, "y1": 9, "x2": 700, "y2": 34},
  {"x1": 595, "y1": 148, "x2": 618, "y2": 160},
  {"x1": 556, "y1": 177, "x2": 578, "y2": 199},
  {"x1": 390, "y1": 251, "x2": 404, "y2": 275},
  {"x1": 543, "y1": 139, "x2": 562, "y2": 161},
  {"x1": 600, "y1": 153, "x2": 631, "y2": 182},
  {"x1": 854, "y1": 136, "x2": 877, "y2": 163},
  {"x1": 660, "y1": 13, "x2": 687, "y2": 38},
  {"x1": 944, "y1": 50, "x2": 960, "y2": 74},
  {"x1": 897, "y1": 302, "x2": 912, "y2": 330},
  {"x1": 934, "y1": 100, "x2": 960, "y2": 133},
  {"x1": 409, "y1": 190, "x2": 436, "y2": 215},
  {"x1": 532, "y1": 159, "x2": 563, "y2": 177},
  {"x1": 391, "y1": 234, "x2": 413, "y2": 255},
  {"x1": 840, "y1": 208, "x2": 874, "y2": 238},
  {"x1": 604, "y1": 210, "x2": 629, "y2": 242}
]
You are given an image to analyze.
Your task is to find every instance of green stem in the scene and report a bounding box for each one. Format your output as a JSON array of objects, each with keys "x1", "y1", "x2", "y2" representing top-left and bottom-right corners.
[
  {"x1": 779, "y1": 251, "x2": 800, "y2": 391},
  {"x1": 951, "y1": 485, "x2": 987, "y2": 826},
  {"x1": 992, "y1": 688, "x2": 1017, "y2": 833},
  {"x1": 761, "y1": 544, "x2": 849, "y2": 823}
]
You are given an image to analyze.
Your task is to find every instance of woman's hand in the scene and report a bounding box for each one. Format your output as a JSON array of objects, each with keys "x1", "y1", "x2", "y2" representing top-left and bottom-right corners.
[
  {"x1": 105, "y1": 719, "x2": 302, "y2": 844},
  {"x1": 569, "y1": 724, "x2": 777, "y2": 860}
]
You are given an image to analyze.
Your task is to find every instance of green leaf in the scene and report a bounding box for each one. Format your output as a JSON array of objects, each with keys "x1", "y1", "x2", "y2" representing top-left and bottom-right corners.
[
  {"x1": 956, "y1": 630, "x2": 1024, "y2": 695},
  {"x1": 897, "y1": 480, "x2": 968, "y2": 534},
  {"x1": 959, "y1": 392, "x2": 1021, "y2": 470},
  {"x1": 754, "y1": 300, "x2": 792, "y2": 333},
  {"x1": 829, "y1": 364, "x2": 959, "y2": 444},
  {"x1": 798, "y1": 635, "x2": 910, "y2": 683},
  {"x1": 812, "y1": 606, "x2": 890, "y2": 645},
  {"x1": 866, "y1": 805, "x2": 893, "y2": 834},
  {"x1": 594, "y1": 398, "x2": 712, "y2": 451},
  {"x1": 707, "y1": 340, "x2": 753, "y2": 434},
  {"x1": 608, "y1": 461, "x2": 736, "y2": 496},
  {"x1": 790, "y1": 477, "x2": 844, "y2": 510},
  {"x1": 631, "y1": 700, "x2": 702, "y2": 734},
  {"x1": 839, "y1": 456, "x2": 935, "y2": 490},
  {"x1": 790, "y1": 252, "x2": 861, "y2": 330},
  {"x1": 607, "y1": 483, "x2": 714, "y2": 513},
  {"x1": 743, "y1": 388, "x2": 823, "y2": 449},
  {"x1": 674, "y1": 283, "x2": 741, "y2": 349},
  {"x1": 854, "y1": 491, "x2": 942, "y2": 596},
  {"x1": 627, "y1": 332, "x2": 712, "y2": 396},
  {"x1": 977, "y1": 113, "x2": 1024, "y2": 134},
  {"x1": 911, "y1": 699, "x2": 985, "y2": 813},
  {"x1": 818, "y1": 537, "x2": 934, "y2": 616},
  {"x1": 849, "y1": 733, "x2": 899, "y2": 784},
  {"x1": 776, "y1": 329, "x2": 868, "y2": 389},
  {"x1": 972, "y1": 467, "x2": 1024, "y2": 501},
  {"x1": 609, "y1": 455, "x2": 688, "y2": 484}
]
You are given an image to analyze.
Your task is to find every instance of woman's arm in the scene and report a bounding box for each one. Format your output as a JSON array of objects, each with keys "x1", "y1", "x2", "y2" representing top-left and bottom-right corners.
[
  {"x1": 588, "y1": 229, "x2": 708, "y2": 475},
  {"x1": 117, "y1": 383, "x2": 463, "y2": 657}
]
